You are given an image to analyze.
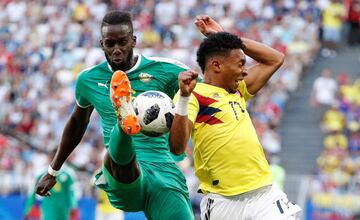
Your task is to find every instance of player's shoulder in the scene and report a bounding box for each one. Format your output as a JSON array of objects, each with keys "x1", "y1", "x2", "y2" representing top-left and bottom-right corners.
[
  {"x1": 188, "y1": 83, "x2": 209, "y2": 103},
  {"x1": 77, "y1": 61, "x2": 108, "y2": 80},
  {"x1": 193, "y1": 82, "x2": 210, "y2": 94},
  {"x1": 143, "y1": 55, "x2": 189, "y2": 70}
]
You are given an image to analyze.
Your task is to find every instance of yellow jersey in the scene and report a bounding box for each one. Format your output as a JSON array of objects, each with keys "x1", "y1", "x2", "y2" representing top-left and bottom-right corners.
[
  {"x1": 182, "y1": 81, "x2": 272, "y2": 196},
  {"x1": 97, "y1": 189, "x2": 119, "y2": 213},
  {"x1": 323, "y1": 3, "x2": 346, "y2": 29}
]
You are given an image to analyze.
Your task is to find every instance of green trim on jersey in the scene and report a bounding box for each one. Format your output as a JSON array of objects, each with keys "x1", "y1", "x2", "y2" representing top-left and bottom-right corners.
[{"x1": 75, "y1": 55, "x2": 188, "y2": 162}]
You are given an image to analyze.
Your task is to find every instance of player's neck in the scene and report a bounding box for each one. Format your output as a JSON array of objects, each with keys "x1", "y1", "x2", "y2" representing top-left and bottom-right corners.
[
  {"x1": 129, "y1": 55, "x2": 138, "y2": 69},
  {"x1": 203, "y1": 74, "x2": 229, "y2": 92}
]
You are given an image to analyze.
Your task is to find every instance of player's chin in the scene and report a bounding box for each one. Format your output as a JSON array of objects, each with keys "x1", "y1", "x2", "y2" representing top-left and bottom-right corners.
[
  {"x1": 111, "y1": 58, "x2": 123, "y2": 65},
  {"x1": 110, "y1": 61, "x2": 125, "y2": 71}
]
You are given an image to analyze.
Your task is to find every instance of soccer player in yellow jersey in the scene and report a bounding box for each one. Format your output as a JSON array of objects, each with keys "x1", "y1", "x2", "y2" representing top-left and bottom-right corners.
[{"x1": 170, "y1": 15, "x2": 302, "y2": 220}]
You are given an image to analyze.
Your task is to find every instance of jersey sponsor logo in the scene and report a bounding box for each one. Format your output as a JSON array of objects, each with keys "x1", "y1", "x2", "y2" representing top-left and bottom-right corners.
[
  {"x1": 139, "y1": 72, "x2": 153, "y2": 83},
  {"x1": 212, "y1": 93, "x2": 221, "y2": 99},
  {"x1": 193, "y1": 91, "x2": 223, "y2": 125}
]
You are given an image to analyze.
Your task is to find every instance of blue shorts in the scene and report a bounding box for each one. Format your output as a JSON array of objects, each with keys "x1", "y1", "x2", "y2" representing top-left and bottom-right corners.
[{"x1": 323, "y1": 27, "x2": 341, "y2": 42}]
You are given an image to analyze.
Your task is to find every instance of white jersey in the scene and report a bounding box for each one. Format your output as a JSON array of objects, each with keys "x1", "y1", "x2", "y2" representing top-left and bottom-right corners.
[{"x1": 313, "y1": 76, "x2": 338, "y2": 105}]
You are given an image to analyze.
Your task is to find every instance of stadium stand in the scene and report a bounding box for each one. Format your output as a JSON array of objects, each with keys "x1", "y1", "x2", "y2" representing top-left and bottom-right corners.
[{"x1": 307, "y1": 76, "x2": 360, "y2": 219}]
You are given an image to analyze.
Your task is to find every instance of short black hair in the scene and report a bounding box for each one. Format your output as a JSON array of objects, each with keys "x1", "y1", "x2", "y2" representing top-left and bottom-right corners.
[
  {"x1": 101, "y1": 10, "x2": 133, "y2": 34},
  {"x1": 196, "y1": 32, "x2": 245, "y2": 72}
]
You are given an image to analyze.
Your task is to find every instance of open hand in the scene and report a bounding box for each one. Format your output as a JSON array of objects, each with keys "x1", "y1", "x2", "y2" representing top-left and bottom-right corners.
[
  {"x1": 179, "y1": 70, "x2": 198, "y2": 97},
  {"x1": 35, "y1": 173, "x2": 57, "y2": 197},
  {"x1": 194, "y1": 15, "x2": 224, "y2": 37}
]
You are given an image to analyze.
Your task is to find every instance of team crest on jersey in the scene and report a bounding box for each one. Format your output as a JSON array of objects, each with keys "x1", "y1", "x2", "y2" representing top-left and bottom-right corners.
[{"x1": 139, "y1": 72, "x2": 153, "y2": 82}]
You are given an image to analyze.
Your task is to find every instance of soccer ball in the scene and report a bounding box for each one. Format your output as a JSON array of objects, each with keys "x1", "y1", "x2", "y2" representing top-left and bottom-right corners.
[{"x1": 133, "y1": 91, "x2": 175, "y2": 137}]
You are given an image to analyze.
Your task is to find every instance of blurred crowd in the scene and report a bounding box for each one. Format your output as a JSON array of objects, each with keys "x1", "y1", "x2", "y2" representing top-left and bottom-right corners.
[
  {"x1": 0, "y1": 0, "x2": 358, "y2": 214},
  {"x1": 309, "y1": 70, "x2": 360, "y2": 218}
]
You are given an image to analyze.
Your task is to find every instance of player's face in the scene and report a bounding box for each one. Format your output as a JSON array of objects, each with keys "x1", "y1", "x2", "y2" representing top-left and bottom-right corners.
[
  {"x1": 100, "y1": 24, "x2": 136, "y2": 71},
  {"x1": 221, "y1": 49, "x2": 247, "y2": 93}
]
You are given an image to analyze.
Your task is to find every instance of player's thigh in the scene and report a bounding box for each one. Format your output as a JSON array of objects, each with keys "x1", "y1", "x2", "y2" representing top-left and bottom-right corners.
[
  {"x1": 147, "y1": 189, "x2": 194, "y2": 220},
  {"x1": 283, "y1": 211, "x2": 302, "y2": 220},
  {"x1": 94, "y1": 164, "x2": 146, "y2": 212},
  {"x1": 249, "y1": 185, "x2": 302, "y2": 220}
]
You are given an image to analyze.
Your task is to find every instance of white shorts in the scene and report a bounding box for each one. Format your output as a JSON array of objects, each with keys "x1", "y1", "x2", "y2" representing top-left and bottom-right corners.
[{"x1": 200, "y1": 184, "x2": 302, "y2": 220}]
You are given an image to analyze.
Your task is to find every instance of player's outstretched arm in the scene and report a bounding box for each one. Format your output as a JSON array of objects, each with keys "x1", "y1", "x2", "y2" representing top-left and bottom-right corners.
[
  {"x1": 170, "y1": 70, "x2": 198, "y2": 155},
  {"x1": 241, "y1": 38, "x2": 285, "y2": 94},
  {"x1": 35, "y1": 105, "x2": 93, "y2": 197}
]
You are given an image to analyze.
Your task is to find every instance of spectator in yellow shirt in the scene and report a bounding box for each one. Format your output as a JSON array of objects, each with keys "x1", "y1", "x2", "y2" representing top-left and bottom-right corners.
[{"x1": 321, "y1": 0, "x2": 346, "y2": 57}]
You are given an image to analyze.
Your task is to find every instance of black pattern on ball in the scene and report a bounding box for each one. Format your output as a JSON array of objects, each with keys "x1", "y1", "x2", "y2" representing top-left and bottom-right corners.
[
  {"x1": 143, "y1": 104, "x2": 160, "y2": 125},
  {"x1": 165, "y1": 112, "x2": 174, "y2": 129},
  {"x1": 134, "y1": 107, "x2": 139, "y2": 115}
]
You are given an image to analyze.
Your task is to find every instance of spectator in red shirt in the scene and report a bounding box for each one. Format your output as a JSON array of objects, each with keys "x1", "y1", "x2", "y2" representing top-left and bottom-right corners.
[{"x1": 347, "y1": 0, "x2": 360, "y2": 45}]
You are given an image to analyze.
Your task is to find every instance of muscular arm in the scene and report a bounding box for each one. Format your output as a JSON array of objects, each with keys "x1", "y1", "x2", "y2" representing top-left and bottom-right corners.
[
  {"x1": 36, "y1": 105, "x2": 93, "y2": 196},
  {"x1": 242, "y1": 38, "x2": 285, "y2": 95},
  {"x1": 169, "y1": 70, "x2": 198, "y2": 155},
  {"x1": 51, "y1": 105, "x2": 94, "y2": 170},
  {"x1": 170, "y1": 116, "x2": 193, "y2": 155}
]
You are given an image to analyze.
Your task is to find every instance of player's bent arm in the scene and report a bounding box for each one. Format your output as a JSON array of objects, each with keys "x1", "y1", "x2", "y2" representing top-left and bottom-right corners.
[
  {"x1": 36, "y1": 105, "x2": 93, "y2": 196},
  {"x1": 171, "y1": 70, "x2": 198, "y2": 155},
  {"x1": 242, "y1": 37, "x2": 285, "y2": 95},
  {"x1": 169, "y1": 115, "x2": 193, "y2": 155},
  {"x1": 51, "y1": 104, "x2": 94, "y2": 170}
]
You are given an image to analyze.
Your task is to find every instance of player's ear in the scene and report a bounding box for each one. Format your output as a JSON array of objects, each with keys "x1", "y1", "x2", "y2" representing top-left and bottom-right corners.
[
  {"x1": 211, "y1": 58, "x2": 221, "y2": 73},
  {"x1": 132, "y1": 35, "x2": 137, "y2": 47},
  {"x1": 100, "y1": 39, "x2": 104, "y2": 50}
]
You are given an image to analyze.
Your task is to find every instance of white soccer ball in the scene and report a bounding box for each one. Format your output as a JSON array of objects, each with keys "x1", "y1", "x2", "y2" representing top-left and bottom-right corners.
[{"x1": 133, "y1": 91, "x2": 175, "y2": 137}]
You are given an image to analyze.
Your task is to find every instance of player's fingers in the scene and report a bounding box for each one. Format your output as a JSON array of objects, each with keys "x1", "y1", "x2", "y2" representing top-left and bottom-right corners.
[
  {"x1": 184, "y1": 70, "x2": 198, "y2": 79},
  {"x1": 203, "y1": 15, "x2": 211, "y2": 21},
  {"x1": 195, "y1": 15, "x2": 207, "y2": 20},
  {"x1": 180, "y1": 70, "x2": 193, "y2": 77},
  {"x1": 181, "y1": 75, "x2": 193, "y2": 83},
  {"x1": 191, "y1": 70, "x2": 198, "y2": 78},
  {"x1": 194, "y1": 20, "x2": 205, "y2": 28},
  {"x1": 39, "y1": 181, "x2": 53, "y2": 196},
  {"x1": 187, "y1": 70, "x2": 198, "y2": 79},
  {"x1": 38, "y1": 187, "x2": 47, "y2": 196}
]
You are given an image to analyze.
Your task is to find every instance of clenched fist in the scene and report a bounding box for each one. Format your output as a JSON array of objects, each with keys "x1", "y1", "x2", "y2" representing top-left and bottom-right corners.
[{"x1": 178, "y1": 70, "x2": 198, "y2": 97}]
